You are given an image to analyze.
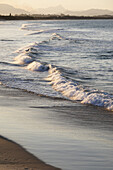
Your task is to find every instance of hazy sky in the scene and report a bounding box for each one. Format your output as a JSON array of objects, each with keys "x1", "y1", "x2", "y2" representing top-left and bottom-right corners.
[{"x1": 0, "y1": 0, "x2": 113, "y2": 11}]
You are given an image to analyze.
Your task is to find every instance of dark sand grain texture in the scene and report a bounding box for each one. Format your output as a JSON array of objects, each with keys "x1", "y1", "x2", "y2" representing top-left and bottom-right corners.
[{"x1": 0, "y1": 135, "x2": 61, "y2": 170}]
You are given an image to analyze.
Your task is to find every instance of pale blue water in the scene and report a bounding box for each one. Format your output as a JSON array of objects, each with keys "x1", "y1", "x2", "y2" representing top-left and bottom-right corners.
[{"x1": 0, "y1": 19, "x2": 113, "y2": 170}]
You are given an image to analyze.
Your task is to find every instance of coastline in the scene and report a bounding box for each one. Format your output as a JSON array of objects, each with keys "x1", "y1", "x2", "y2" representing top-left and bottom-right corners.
[
  {"x1": 0, "y1": 14, "x2": 113, "y2": 20},
  {"x1": 0, "y1": 135, "x2": 61, "y2": 170}
]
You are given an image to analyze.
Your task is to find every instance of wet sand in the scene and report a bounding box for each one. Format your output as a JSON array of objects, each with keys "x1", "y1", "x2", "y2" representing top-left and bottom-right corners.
[
  {"x1": 0, "y1": 85, "x2": 113, "y2": 170},
  {"x1": 0, "y1": 86, "x2": 61, "y2": 170},
  {"x1": 0, "y1": 135, "x2": 61, "y2": 170}
]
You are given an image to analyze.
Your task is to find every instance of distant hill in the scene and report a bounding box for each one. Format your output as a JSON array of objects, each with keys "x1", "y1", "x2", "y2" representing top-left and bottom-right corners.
[
  {"x1": 64, "y1": 8, "x2": 113, "y2": 16},
  {"x1": 31, "y1": 5, "x2": 66, "y2": 15},
  {"x1": 0, "y1": 4, "x2": 29, "y2": 15},
  {"x1": 31, "y1": 5, "x2": 113, "y2": 16},
  {"x1": 0, "y1": 4, "x2": 113, "y2": 16}
]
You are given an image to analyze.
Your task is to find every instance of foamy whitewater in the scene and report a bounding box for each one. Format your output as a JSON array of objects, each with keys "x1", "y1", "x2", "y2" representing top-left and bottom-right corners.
[{"x1": 0, "y1": 20, "x2": 113, "y2": 111}]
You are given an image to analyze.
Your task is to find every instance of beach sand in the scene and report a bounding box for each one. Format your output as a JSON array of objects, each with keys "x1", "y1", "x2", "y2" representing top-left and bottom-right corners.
[
  {"x1": 0, "y1": 85, "x2": 113, "y2": 170},
  {"x1": 0, "y1": 135, "x2": 61, "y2": 170},
  {"x1": 0, "y1": 86, "x2": 61, "y2": 170}
]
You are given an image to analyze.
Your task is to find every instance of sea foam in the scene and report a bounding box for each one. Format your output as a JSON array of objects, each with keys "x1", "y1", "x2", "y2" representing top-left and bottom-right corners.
[
  {"x1": 46, "y1": 65, "x2": 113, "y2": 111},
  {"x1": 14, "y1": 42, "x2": 39, "y2": 53},
  {"x1": 20, "y1": 23, "x2": 40, "y2": 31},
  {"x1": 13, "y1": 54, "x2": 33, "y2": 65},
  {"x1": 26, "y1": 61, "x2": 49, "y2": 72},
  {"x1": 50, "y1": 33, "x2": 63, "y2": 40},
  {"x1": 12, "y1": 33, "x2": 113, "y2": 111}
]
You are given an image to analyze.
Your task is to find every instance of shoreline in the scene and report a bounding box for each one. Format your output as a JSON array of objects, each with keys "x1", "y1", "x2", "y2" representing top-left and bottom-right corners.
[
  {"x1": 0, "y1": 85, "x2": 62, "y2": 170},
  {"x1": 0, "y1": 79, "x2": 113, "y2": 170},
  {"x1": 0, "y1": 135, "x2": 61, "y2": 170}
]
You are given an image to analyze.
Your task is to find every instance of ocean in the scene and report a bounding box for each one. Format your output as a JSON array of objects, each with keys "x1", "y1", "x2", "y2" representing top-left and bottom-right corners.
[{"x1": 0, "y1": 19, "x2": 113, "y2": 170}]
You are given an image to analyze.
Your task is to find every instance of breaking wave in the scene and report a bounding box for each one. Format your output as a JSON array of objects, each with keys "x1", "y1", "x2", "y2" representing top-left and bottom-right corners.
[
  {"x1": 2, "y1": 28, "x2": 113, "y2": 112},
  {"x1": 26, "y1": 61, "x2": 49, "y2": 72},
  {"x1": 46, "y1": 65, "x2": 113, "y2": 111},
  {"x1": 13, "y1": 54, "x2": 34, "y2": 65}
]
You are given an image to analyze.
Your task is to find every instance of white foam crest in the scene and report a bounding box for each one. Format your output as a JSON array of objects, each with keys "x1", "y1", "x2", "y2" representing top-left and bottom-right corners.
[
  {"x1": 20, "y1": 24, "x2": 29, "y2": 30},
  {"x1": 53, "y1": 81, "x2": 74, "y2": 92},
  {"x1": 13, "y1": 54, "x2": 33, "y2": 65},
  {"x1": 60, "y1": 83, "x2": 86, "y2": 100},
  {"x1": 14, "y1": 42, "x2": 39, "y2": 53},
  {"x1": 47, "y1": 71, "x2": 63, "y2": 83},
  {"x1": 50, "y1": 33, "x2": 63, "y2": 40},
  {"x1": 26, "y1": 61, "x2": 49, "y2": 72},
  {"x1": 107, "y1": 102, "x2": 113, "y2": 111},
  {"x1": 20, "y1": 23, "x2": 40, "y2": 31},
  {"x1": 53, "y1": 82, "x2": 68, "y2": 92},
  {"x1": 81, "y1": 93, "x2": 113, "y2": 109},
  {"x1": 46, "y1": 65, "x2": 113, "y2": 111},
  {"x1": 71, "y1": 91, "x2": 88, "y2": 101}
]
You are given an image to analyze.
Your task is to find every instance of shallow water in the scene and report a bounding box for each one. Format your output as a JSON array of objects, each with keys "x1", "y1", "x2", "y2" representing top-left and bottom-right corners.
[{"x1": 0, "y1": 20, "x2": 113, "y2": 170}]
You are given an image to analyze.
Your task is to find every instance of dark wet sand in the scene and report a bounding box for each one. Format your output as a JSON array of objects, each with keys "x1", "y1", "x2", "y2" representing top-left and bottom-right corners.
[
  {"x1": 0, "y1": 135, "x2": 61, "y2": 170},
  {"x1": 0, "y1": 86, "x2": 61, "y2": 170}
]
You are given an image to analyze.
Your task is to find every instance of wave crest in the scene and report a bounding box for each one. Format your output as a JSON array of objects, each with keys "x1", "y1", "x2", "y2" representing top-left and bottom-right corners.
[
  {"x1": 13, "y1": 54, "x2": 34, "y2": 65},
  {"x1": 26, "y1": 61, "x2": 49, "y2": 72},
  {"x1": 46, "y1": 65, "x2": 113, "y2": 111}
]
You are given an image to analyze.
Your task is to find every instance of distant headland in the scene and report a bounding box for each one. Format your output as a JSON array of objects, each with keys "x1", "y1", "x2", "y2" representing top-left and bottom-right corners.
[
  {"x1": 0, "y1": 14, "x2": 113, "y2": 20},
  {"x1": 0, "y1": 3, "x2": 113, "y2": 20}
]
